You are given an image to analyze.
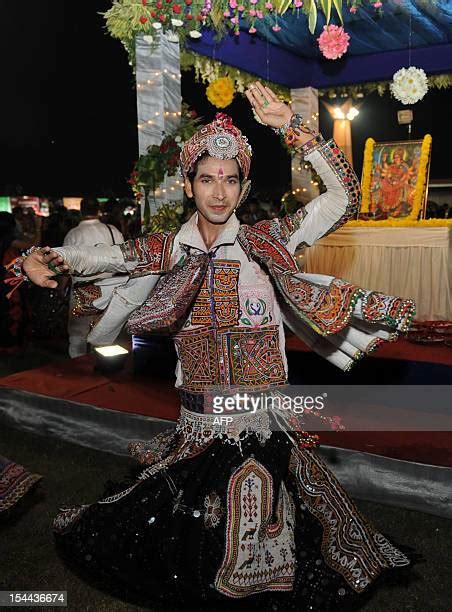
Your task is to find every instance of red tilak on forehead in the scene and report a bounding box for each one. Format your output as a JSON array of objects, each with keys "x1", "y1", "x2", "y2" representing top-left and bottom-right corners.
[{"x1": 218, "y1": 167, "x2": 224, "y2": 178}]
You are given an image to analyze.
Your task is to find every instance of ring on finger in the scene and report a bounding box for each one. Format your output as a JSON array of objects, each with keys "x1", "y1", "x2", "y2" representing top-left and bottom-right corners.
[{"x1": 261, "y1": 99, "x2": 270, "y2": 108}]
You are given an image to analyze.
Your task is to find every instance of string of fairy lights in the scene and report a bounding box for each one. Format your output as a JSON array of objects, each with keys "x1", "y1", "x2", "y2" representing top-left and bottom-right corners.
[
  {"x1": 137, "y1": 68, "x2": 182, "y2": 130},
  {"x1": 137, "y1": 67, "x2": 320, "y2": 199}
]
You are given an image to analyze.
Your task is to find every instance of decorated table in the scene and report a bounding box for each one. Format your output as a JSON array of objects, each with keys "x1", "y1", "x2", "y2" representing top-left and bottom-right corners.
[{"x1": 303, "y1": 225, "x2": 452, "y2": 321}]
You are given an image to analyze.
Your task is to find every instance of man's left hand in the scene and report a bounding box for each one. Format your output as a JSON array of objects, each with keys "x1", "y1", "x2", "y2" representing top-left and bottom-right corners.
[{"x1": 245, "y1": 81, "x2": 292, "y2": 129}]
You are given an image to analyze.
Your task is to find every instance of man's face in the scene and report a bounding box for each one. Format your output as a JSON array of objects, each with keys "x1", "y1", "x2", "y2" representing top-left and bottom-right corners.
[{"x1": 184, "y1": 156, "x2": 241, "y2": 225}]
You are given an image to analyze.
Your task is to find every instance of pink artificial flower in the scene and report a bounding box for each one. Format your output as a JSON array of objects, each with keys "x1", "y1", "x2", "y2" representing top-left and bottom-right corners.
[
  {"x1": 256, "y1": 10, "x2": 263, "y2": 18},
  {"x1": 350, "y1": 5, "x2": 357, "y2": 13},
  {"x1": 250, "y1": 0, "x2": 258, "y2": 4},
  {"x1": 293, "y1": 0, "x2": 303, "y2": 7},
  {"x1": 249, "y1": 9, "x2": 256, "y2": 16},
  {"x1": 265, "y1": 2, "x2": 273, "y2": 9},
  {"x1": 238, "y1": 4, "x2": 245, "y2": 11},
  {"x1": 272, "y1": 24, "x2": 281, "y2": 31},
  {"x1": 229, "y1": 0, "x2": 237, "y2": 8},
  {"x1": 223, "y1": 10, "x2": 230, "y2": 17},
  {"x1": 317, "y1": 24, "x2": 350, "y2": 60},
  {"x1": 249, "y1": 26, "x2": 257, "y2": 33},
  {"x1": 234, "y1": 29, "x2": 240, "y2": 36},
  {"x1": 373, "y1": 1, "x2": 383, "y2": 7},
  {"x1": 230, "y1": 16, "x2": 238, "y2": 24}
]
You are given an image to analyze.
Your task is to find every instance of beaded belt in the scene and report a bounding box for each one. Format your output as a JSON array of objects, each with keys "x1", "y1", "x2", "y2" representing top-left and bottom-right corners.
[
  {"x1": 177, "y1": 390, "x2": 324, "y2": 450},
  {"x1": 176, "y1": 405, "x2": 272, "y2": 448}
]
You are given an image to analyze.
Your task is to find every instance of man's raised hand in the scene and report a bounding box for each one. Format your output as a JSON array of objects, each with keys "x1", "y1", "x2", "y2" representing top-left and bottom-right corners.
[{"x1": 245, "y1": 81, "x2": 293, "y2": 129}]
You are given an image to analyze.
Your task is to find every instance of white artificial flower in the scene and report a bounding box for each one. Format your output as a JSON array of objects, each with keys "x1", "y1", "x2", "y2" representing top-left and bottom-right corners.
[
  {"x1": 171, "y1": 19, "x2": 184, "y2": 27},
  {"x1": 174, "y1": 135, "x2": 182, "y2": 143},
  {"x1": 152, "y1": 22, "x2": 162, "y2": 30},
  {"x1": 166, "y1": 31, "x2": 179, "y2": 42},
  {"x1": 143, "y1": 35, "x2": 153, "y2": 44},
  {"x1": 189, "y1": 30, "x2": 202, "y2": 39},
  {"x1": 176, "y1": 205, "x2": 184, "y2": 214},
  {"x1": 390, "y1": 66, "x2": 428, "y2": 105}
]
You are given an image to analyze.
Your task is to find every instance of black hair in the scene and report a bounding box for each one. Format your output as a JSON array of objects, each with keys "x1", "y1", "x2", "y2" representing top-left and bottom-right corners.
[{"x1": 80, "y1": 197, "x2": 99, "y2": 217}]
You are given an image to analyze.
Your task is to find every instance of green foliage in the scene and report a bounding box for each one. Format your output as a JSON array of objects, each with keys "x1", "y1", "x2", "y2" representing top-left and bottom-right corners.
[
  {"x1": 129, "y1": 104, "x2": 201, "y2": 197},
  {"x1": 147, "y1": 200, "x2": 186, "y2": 233}
]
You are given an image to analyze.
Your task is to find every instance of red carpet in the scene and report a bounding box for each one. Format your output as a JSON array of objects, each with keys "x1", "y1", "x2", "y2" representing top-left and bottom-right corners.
[
  {"x1": 0, "y1": 355, "x2": 180, "y2": 422},
  {"x1": 1, "y1": 347, "x2": 451, "y2": 468}
]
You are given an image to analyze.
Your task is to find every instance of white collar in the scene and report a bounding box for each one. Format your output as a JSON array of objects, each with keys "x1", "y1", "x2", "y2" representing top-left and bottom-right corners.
[{"x1": 177, "y1": 211, "x2": 240, "y2": 253}]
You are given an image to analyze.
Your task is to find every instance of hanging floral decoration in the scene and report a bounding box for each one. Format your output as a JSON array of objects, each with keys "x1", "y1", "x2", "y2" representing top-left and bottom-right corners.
[
  {"x1": 181, "y1": 50, "x2": 290, "y2": 100},
  {"x1": 359, "y1": 137, "x2": 375, "y2": 214},
  {"x1": 390, "y1": 66, "x2": 429, "y2": 105},
  {"x1": 317, "y1": 25, "x2": 350, "y2": 60},
  {"x1": 181, "y1": 50, "x2": 452, "y2": 103},
  {"x1": 129, "y1": 104, "x2": 201, "y2": 227},
  {"x1": 206, "y1": 76, "x2": 235, "y2": 108},
  {"x1": 104, "y1": 1, "x2": 395, "y2": 65}
]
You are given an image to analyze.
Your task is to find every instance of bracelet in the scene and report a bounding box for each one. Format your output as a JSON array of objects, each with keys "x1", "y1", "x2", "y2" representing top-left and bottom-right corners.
[
  {"x1": 5, "y1": 245, "x2": 42, "y2": 281},
  {"x1": 274, "y1": 113, "x2": 318, "y2": 151},
  {"x1": 4, "y1": 246, "x2": 42, "y2": 298},
  {"x1": 272, "y1": 113, "x2": 302, "y2": 137}
]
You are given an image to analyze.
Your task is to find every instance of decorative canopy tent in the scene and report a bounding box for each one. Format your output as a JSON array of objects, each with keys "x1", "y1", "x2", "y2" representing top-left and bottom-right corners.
[
  {"x1": 184, "y1": 0, "x2": 452, "y2": 87},
  {"x1": 104, "y1": 0, "x2": 452, "y2": 225},
  {"x1": 106, "y1": 1, "x2": 452, "y2": 85}
]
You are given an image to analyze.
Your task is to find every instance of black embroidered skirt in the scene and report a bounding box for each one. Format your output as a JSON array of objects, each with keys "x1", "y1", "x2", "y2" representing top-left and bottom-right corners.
[{"x1": 53, "y1": 414, "x2": 412, "y2": 611}]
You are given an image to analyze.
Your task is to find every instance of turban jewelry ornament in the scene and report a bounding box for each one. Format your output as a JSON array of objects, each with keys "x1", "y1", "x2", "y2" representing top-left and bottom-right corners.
[{"x1": 180, "y1": 113, "x2": 252, "y2": 180}]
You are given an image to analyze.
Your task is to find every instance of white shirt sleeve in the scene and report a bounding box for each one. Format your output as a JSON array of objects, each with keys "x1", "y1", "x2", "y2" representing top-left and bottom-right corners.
[{"x1": 261, "y1": 137, "x2": 361, "y2": 255}]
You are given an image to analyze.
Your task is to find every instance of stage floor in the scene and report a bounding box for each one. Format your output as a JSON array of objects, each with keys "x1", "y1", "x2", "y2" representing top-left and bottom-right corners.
[
  {"x1": 1, "y1": 337, "x2": 451, "y2": 468},
  {"x1": 1, "y1": 337, "x2": 451, "y2": 518}
]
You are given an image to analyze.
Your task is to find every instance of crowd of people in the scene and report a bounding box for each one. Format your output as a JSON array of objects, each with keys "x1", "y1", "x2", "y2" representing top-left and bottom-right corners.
[
  {"x1": 0, "y1": 194, "x2": 283, "y2": 357},
  {"x1": 0, "y1": 198, "x2": 139, "y2": 355}
]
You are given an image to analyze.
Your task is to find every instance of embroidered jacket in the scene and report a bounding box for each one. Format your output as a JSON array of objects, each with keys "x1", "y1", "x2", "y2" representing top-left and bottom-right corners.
[{"x1": 54, "y1": 137, "x2": 414, "y2": 388}]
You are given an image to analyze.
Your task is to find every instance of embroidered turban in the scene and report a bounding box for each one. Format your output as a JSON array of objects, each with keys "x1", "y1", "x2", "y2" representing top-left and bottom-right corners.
[{"x1": 180, "y1": 113, "x2": 252, "y2": 180}]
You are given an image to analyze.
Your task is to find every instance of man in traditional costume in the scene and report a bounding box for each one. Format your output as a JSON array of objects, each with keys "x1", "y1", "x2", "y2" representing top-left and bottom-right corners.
[{"x1": 16, "y1": 82, "x2": 415, "y2": 610}]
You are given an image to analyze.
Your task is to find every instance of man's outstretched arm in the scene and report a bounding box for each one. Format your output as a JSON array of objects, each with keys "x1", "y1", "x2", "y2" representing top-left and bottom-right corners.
[
  {"x1": 21, "y1": 231, "x2": 176, "y2": 289},
  {"x1": 22, "y1": 244, "x2": 134, "y2": 288}
]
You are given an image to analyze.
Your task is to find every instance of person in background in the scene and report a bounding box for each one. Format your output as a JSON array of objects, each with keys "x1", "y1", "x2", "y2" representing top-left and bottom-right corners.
[
  {"x1": 267, "y1": 201, "x2": 281, "y2": 219},
  {"x1": 41, "y1": 205, "x2": 79, "y2": 247},
  {"x1": 101, "y1": 198, "x2": 127, "y2": 238},
  {"x1": 247, "y1": 196, "x2": 267, "y2": 224},
  {"x1": 0, "y1": 212, "x2": 38, "y2": 352},
  {"x1": 63, "y1": 197, "x2": 123, "y2": 358}
]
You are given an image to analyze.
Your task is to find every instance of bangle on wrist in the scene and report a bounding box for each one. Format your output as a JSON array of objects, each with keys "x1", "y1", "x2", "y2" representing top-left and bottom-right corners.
[
  {"x1": 272, "y1": 113, "x2": 300, "y2": 137},
  {"x1": 273, "y1": 113, "x2": 318, "y2": 150},
  {"x1": 4, "y1": 245, "x2": 41, "y2": 298}
]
